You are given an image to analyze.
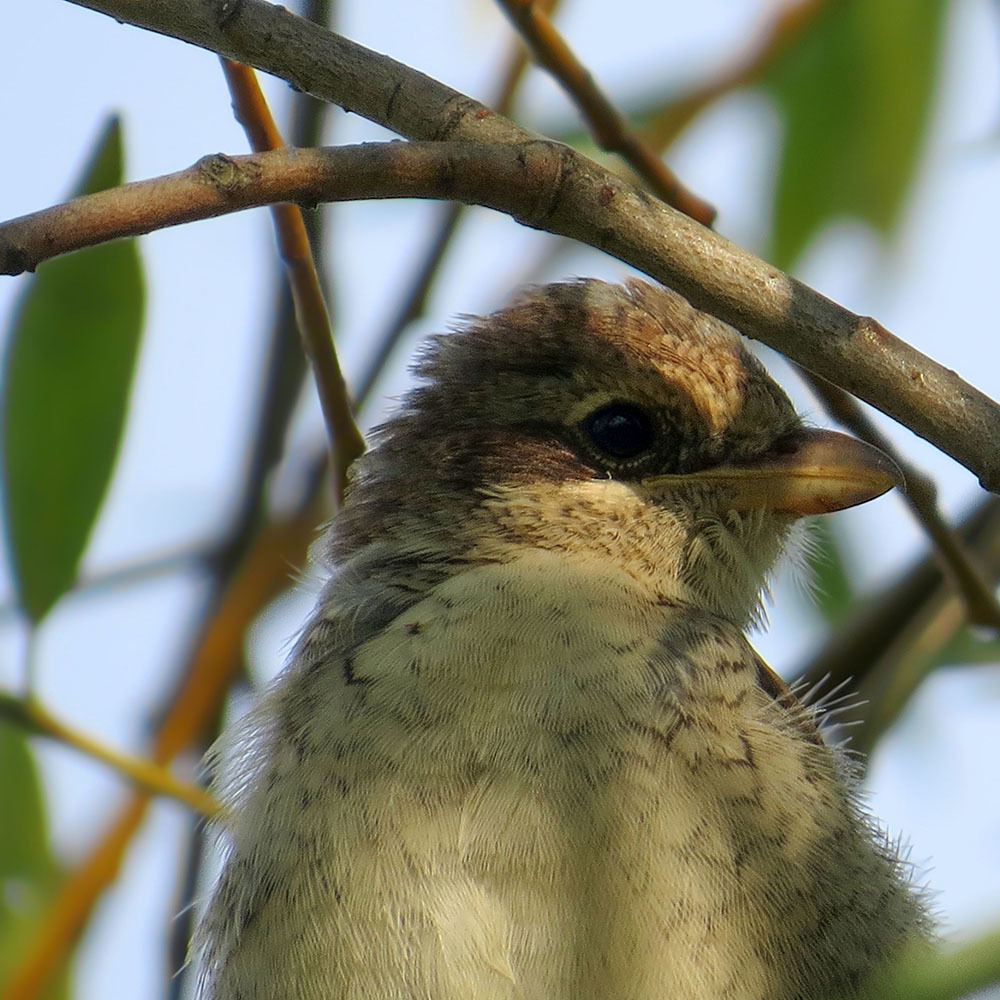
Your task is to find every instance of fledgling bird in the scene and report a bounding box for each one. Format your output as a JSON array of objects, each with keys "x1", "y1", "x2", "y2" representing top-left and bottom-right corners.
[{"x1": 195, "y1": 279, "x2": 927, "y2": 1000}]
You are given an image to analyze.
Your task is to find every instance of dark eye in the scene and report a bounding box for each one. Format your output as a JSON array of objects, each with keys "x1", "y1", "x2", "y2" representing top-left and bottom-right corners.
[{"x1": 584, "y1": 403, "x2": 655, "y2": 459}]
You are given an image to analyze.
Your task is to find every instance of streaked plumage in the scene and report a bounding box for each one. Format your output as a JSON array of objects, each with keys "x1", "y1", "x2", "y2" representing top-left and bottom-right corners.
[{"x1": 196, "y1": 279, "x2": 926, "y2": 1000}]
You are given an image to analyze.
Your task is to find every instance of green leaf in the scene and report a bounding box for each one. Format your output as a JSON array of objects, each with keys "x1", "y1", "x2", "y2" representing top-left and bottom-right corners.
[
  {"x1": 763, "y1": 0, "x2": 948, "y2": 269},
  {"x1": 1, "y1": 115, "x2": 145, "y2": 622},
  {"x1": 0, "y1": 724, "x2": 68, "y2": 999},
  {"x1": 933, "y1": 627, "x2": 1000, "y2": 669},
  {"x1": 805, "y1": 517, "x2": 853, "y2": 625}
]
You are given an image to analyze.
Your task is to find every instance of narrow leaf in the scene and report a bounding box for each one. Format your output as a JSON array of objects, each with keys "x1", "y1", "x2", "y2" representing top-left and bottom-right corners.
[
  {"x1": 933, "y1": 628, "x2": 1000, "y2": 669},
  {"x1": 1, "y1": 115, "x2": 145, "y2": 622},
  {"x1": 764, "y1": 0, "x2": 948, "y2": 268},
  {"x1": 0, "y1": 725, "x2": 68, "y2": 998}
]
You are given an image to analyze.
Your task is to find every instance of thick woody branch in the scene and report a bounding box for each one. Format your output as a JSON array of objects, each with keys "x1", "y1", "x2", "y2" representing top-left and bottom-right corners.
[
  {"x1": 0, "y1": 143, "x2": 562, "y2": 270},
  {"x1": 5, "y1": 133, "x2": 1000, "y2": 492}
]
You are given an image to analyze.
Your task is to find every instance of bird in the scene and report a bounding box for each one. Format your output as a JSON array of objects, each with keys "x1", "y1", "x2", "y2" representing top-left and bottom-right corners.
[{"x1": 194, "y1": 278, "x2": 928, "y2": 1000}]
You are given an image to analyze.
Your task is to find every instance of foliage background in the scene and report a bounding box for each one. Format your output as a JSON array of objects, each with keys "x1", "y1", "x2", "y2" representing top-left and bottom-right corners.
[{"x1": 2, "y1": 0, "x2": 1000, "y2": 997}]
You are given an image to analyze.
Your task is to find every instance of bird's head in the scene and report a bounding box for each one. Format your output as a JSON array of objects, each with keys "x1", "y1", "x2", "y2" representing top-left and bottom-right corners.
[{"x1": 333, "y1": 280, "x2": 900, "y2": 626}]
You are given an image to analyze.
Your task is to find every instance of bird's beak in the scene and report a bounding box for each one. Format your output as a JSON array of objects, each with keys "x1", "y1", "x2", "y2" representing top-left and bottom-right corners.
[{"x1": 642, "y1": 428, "x2": 904, "y2": 516}]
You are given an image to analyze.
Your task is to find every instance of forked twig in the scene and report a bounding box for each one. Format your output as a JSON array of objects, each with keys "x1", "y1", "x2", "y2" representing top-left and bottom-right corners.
[{"x1": 495, "y1": 0, "x2": 715, "y2": 225}]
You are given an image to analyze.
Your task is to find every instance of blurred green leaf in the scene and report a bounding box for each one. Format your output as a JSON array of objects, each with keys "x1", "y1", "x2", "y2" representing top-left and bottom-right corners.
[
  {"x1": 1, "y1": 115, "x2": 145, "y2": 622},
  {"x1": 933, "y1": 626, "x2": 1000, "y2": 668},
  {"x1": 763, "y1": 0, "x2": 948, "y2": 268},
  {"x1": 805, "y1": 517, "x2": 854, "y2": 625},
  {"x1": 859, "y1": 927, "x2": 1000, "y2": 1000},
  {"x1": 0, "y1": 724, "x2": 68, "y2": 999}
]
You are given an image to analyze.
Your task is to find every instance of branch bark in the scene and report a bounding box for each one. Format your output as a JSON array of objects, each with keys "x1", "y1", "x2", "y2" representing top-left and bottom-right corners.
[{"x1": 7, "y1": 128, "x2": 1000, "y2": 492}]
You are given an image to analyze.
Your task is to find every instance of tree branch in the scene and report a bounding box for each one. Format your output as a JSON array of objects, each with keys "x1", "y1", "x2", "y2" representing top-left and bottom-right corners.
[
  {"x1": 0, "y1": 693, "x2": 219, "y2": 816},
  {"x1": 5, "y1": 132, "x2": 1000, "y2": 492}
]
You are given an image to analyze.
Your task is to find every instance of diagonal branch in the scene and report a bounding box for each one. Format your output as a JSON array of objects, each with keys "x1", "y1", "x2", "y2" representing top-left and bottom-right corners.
[
  {"x1": 220, "y1": 58, "x2": 363, "y2": 498},
  {"x1": 0, "y1": 693, "x2": 219, "y2": 815},
  {"x1": 4, "y1": 135, "x2": 1000, "y2": 493}
]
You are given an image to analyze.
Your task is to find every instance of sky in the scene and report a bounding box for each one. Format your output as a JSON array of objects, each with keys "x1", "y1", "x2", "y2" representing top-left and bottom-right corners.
[{"x1": 2, "y1": 1, "x2": 1000, "y2": 998}]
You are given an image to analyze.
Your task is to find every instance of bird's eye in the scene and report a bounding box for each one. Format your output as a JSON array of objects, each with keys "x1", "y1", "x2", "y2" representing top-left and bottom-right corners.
[{"x1": 584, "y1": 403, "x2": 655, "y2": 459}]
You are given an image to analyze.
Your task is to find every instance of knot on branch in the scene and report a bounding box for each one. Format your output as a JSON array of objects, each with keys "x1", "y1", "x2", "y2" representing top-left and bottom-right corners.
[
  {"x1": 505, "y1": 140, "x2": 570, "y2": 230},
  {"x1": 196, "y1": 153, "x2": 261, "y2": 195}
]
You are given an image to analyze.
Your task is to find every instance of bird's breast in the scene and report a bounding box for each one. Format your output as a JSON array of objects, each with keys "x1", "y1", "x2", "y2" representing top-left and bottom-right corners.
[
  {"x1": 307, "y1": 552, "x2": 732, "y2": 998},
  {"x1": 210, "y1": 551, "x2": 917, "y2": 1000}
]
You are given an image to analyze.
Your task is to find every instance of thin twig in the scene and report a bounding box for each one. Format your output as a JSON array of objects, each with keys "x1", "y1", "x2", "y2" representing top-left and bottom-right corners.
[
  {"x1": 801, "y1": 370, "x2": 1000, "y2": 629},
  {"x1": 0, "y1": 693, "x2": 219, "y2": 816},
  {"x1": 219, "y1": 58, "x2": 363, "y2": 500},
  {"x1": 4, "y1": 136, "x2": 1000, "y2": 492},
  {"x1": 165, "y1": 23, "x2": 338, "y2": 995},
  {"x1": 166, "y1": 42, "x2": 340, "y2": 1000},
  {"x1": 494, "y1": 0, "x2": 715, "y2": 225}
]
